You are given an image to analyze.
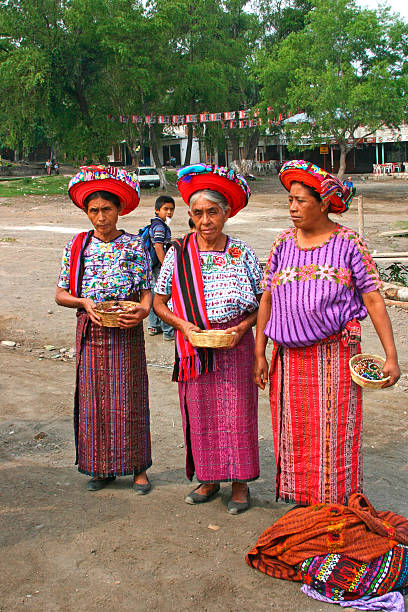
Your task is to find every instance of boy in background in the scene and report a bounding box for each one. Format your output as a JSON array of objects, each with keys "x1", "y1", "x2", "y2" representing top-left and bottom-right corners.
[{"x1": 148, "y1": 195, "x2": 175, "y2": 340}]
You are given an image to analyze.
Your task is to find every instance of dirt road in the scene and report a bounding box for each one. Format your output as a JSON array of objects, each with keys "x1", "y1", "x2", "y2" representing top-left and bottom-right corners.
[{"x1": 0, "y1": 176, "x2": 407, "y2": 611}]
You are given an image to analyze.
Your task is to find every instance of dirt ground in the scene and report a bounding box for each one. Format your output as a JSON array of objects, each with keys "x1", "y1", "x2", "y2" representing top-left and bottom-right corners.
[{"x1": 0, "y1": 174, "x2": 408, "y2": 612}]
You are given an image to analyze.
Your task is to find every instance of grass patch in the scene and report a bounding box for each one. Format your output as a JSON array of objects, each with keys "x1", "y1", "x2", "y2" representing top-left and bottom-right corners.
[
  {"x1": 396, "y1": 221, "x2": 408, "y2": 230},
  {"x1": 164, "y1": 170, "x2": 177, "y2": 184},
  {"x1": 0, "y1": 175, "x2": 69, "y2": 197},
  {"x1": 0, "y1": 237, "x2": 17, "y2": 243}
]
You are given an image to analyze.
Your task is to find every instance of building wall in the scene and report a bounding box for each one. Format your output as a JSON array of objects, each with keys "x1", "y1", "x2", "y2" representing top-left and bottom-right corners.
[{"x1": 159, "y1": 137, "x2": 200, "y2": 166}]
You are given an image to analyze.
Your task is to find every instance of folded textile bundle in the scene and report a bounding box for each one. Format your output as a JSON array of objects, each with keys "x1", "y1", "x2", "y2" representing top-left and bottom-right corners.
[
  {"x1": 301, "y1": 585, "x2": 405, "y2": 612},
  {"x1": 246, "y1": 494, "x2": 408, "y2": 585},
  {"x1": 298, "y1": 545, "x2": 408, "y2": 601}
]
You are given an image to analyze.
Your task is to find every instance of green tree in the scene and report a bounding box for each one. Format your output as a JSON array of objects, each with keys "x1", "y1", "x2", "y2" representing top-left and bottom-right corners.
[
  {"x1": 256, "y1": 0, "x2": 312, "y2": 47},
  {"x1": 259, "y1": 0, "x2": 408, "y2": 176},
  {"x1": 0, "y1": 0, "x2": 129, "y2": 162},
  {"x1": 152, "y1": 0, "x2": 242, "y2": 165}
]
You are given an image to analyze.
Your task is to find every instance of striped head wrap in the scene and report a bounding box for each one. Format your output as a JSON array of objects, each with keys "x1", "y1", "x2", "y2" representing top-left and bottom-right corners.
[
  {"x1": 177, "y1": 163, "x2": 250, "y2": 217},
  {"x1": 68, "y1": 165, "x2": 140, "y2": 216},
  {"x1": 279, "y1": 160, "x2": 352, "y2": 214}
]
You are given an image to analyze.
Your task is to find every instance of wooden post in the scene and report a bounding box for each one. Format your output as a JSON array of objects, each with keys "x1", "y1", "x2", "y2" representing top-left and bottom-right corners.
[{"x1": 358, "y1": 195, "x2": 364, "y2": 238}]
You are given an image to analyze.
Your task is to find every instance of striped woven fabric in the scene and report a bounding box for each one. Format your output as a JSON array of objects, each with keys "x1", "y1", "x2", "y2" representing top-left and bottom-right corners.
[
  {"x1": 298, "y1": 545, "x2": 408, "y2": 600},
  {"x1": 74, "y1": 311, "x2": 151, "y2": 477},
  {"x1": 171, "y1": 232, "x2": 215, "y2": 382},
  {"x1": 246, "y1": 493, "x2": 408, "y2": 582},
  {"x1": 178, "y1": 315, "x2": 259, "y2": 483},
  {"x1": 269, "y1": 332, "x2": 362, "y2": 505}
]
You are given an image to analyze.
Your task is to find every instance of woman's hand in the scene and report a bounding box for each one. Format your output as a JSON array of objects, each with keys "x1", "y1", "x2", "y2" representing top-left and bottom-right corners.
[
  {"x1": 179, "y1": 320, "x2": 201, "y2": 343},
  {"x1": 81, "y1": 298, "x2": 102, "y2": 326},
  {"x1": 224, "y1": 324, "x2": 247, "y2": 349},
  {"x1": 117, "y1": 304, "x2": 149, "y2": 329},
  {"x1": 381, "y1": 358, "x2": 401, "y2": 388},
  {"x1": 253, "y1": 355, "x2": 269, "y2": 390}
]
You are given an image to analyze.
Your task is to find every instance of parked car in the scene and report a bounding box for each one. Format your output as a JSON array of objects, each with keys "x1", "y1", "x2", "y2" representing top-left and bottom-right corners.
[{"x1": 137, "y1": 166, "x2": 160, "y2": 188}]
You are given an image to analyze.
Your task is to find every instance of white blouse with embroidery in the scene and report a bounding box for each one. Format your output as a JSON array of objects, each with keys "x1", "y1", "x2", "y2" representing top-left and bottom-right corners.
[{"x1": 155, "y1": 236, "x2": 263, "y2": 323}]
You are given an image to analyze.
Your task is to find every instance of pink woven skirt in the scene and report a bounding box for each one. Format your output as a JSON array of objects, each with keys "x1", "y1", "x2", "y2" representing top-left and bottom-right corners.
[{"x1": 178, "y1": 317, "x2": 259, "y2": 483}]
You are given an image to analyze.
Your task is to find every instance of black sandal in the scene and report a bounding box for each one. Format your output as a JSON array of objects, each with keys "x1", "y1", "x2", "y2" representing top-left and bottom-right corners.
[
  {"x1": 227, "y1": 489, "x2": 250, "y2": 515},
  {"x1": 87, "y1": 476, "x2": 116, "y2": 491},
  {"x1": 185, "y1": 483, "x2": 220, "y2": 505}
]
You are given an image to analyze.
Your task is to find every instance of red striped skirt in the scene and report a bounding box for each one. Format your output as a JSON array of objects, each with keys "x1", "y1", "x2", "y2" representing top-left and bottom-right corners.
[
  {"x1": 269, "y1": 333, "x2": 362, "y2": 505},
  {"x1": 178, "y1": 316, "x2": 259, "y2": 483},
  {"x1": 74, "y1": 311, "x2": 151, "y2": 477}
]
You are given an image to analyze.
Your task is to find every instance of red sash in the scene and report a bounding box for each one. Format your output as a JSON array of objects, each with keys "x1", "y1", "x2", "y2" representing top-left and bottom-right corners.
[
  {"x1": 171, "y1": 233, "x2": 216, "y2": 382},
  {"x1": 69, "y1": 230, "x2": 93, "y2": 297}
]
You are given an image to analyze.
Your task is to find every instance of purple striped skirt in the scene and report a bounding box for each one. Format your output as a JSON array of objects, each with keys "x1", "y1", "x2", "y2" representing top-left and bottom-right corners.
[{"x1": 178, "y1": 316, "x2": 259, "y2": 483}]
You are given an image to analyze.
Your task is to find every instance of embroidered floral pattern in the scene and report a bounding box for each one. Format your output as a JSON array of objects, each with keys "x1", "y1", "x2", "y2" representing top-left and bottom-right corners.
[
  {"x1": 199, "y1": 242, "x2": 245, "y2": 273},
  {"x1": 58, "y1": 232, "x2": 151, "y2": 302},
  {"x1": 156, "y1": 237, "x2": 263, "y2": 322},
  {"x1": 270, "y1": 264, "x2": 354, "y2": 291},
  {"x1": 228, "y1": 246, "x2": 243, "y2": 259},
  {"x1": 337, "y1": 227, "x2": 381, "y2": 288},
  {"x1": 261, "y1": 228, "x2": 296, "y2": 287},
  {"x1": 262, "y1": 226, "x2": 381, "y2": 290}
]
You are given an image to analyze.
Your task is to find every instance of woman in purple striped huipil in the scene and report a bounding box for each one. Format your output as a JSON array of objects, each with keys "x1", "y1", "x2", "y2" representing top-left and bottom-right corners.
[
  {"x1": 254, "y1": 160, "x2": 400, "y2": 506},
  {"x1": 56, "y1": 166, "x2": 153, "y2": 494}
]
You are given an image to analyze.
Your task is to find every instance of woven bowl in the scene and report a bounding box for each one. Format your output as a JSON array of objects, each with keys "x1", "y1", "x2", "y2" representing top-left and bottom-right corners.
[
  {"x1": 94, "y1": 300, "x2": 139, "y2": 328},
  {"x1": 349, "y1": 353, "x2": 390, "y2": 389},
  {"x1": 190, "y1": 330, "x2": 236, "y2": 349}
]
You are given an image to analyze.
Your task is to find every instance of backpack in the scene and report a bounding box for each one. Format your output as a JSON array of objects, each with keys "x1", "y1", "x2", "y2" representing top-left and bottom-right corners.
[{"x1": 138, "y1": 223, "x2": 159, "y2": 267}]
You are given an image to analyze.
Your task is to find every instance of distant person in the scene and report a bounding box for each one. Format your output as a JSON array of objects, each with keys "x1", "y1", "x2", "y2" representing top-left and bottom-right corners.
[
  {"x1": 54, "y1": 161, "x2": 60, "y2": 175},
  {"x1": 147, "y1": 195, "x2": 176, "y2": 340},
  {"x1": 45, "y1": 159, "x2": 52, "y2": 175},
  {"x1": 344, "y1": 176, "x2": 356, "y2": 196}
]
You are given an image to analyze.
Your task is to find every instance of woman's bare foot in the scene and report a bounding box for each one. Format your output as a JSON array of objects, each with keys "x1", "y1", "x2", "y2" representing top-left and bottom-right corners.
[
  {"x1": 133, "y1": 470, "x2": 148, "y2": 485},
  {"x1": 192, "y1": 483, "x2": 218, "y2": 497},
  {"x1": 231, "y1": 482, "x2": 248, "y2": 503}
]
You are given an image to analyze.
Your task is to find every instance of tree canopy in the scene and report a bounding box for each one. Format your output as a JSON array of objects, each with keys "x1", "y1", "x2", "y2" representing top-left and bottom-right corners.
[
  {"x1": 0, "y1": 0, "x2": 407, "y2": 175},
  {"x1": 258, "y1": 0, "x2": 408, "y2": 175}
]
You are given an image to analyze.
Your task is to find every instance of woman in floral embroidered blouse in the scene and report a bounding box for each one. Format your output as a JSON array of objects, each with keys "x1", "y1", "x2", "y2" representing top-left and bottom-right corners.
[
  {"x1": 55, "y1": 166, "x2": 153, "y2": 495},
  {"x1": 254, "y1": 160, "x2": 400, "y2": 507},
  {"x1": 154, "y1": 164, "x2": 263, "y2": 515}
]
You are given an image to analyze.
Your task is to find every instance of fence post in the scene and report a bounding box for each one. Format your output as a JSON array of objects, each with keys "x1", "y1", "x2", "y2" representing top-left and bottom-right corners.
[{"x1": 358, "y1": 195, "x2": 364, "y2": 238}]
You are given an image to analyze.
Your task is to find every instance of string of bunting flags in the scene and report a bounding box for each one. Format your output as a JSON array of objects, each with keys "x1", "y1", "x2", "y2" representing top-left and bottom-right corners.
[{"x1": 107, "y1": 107, "x2": 285, "y2": 129}]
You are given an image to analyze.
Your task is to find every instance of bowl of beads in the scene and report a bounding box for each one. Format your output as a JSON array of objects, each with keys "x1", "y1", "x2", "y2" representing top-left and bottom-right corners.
[
  {"x1": 349, "y1": 354, "x2": 390, "y2": 389},
  {"x1": 94, "y1": 300, "x2": 139, "y2": 327}
]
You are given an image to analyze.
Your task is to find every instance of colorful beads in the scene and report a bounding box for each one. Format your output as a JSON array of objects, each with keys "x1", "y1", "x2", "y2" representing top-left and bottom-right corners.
[{"x1": 353, "y1": 359, "x2": 384, "y2": 381}]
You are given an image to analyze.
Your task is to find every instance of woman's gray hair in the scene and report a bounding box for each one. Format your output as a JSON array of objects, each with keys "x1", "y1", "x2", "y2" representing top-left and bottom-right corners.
[{"x1": 189, "y1": 189, "x2": 229, "y2": 213}]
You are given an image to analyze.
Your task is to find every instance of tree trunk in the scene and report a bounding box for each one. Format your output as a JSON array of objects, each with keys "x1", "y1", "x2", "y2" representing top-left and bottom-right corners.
[
  {"x1": 240, "y1": 130, "x2": 260, "y2": 175},
  {"x1": 129, "y1": 138, "x2": 143, "y2": 167},
  {"x1": 338, "y1": 142, "x2": 347, "y2": 177},
  {"x1": 184, "y1": 123, "x2": 193, "y2": 165},
  {"x1": 227, "y1": 130, "x2": 241, "y2": 172},
  {"x1": 242, "y1": 129, "x2": 259, "y2": 160},
  {"x1": 149, "y1": 125, "x2": 168, "y2": 189},
  {"x1": 128, "y1": 125, "x2": 145, "y2": 167},
  {"x1": 129, "y1": 146, "x2": 141, "y2": 167}
]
